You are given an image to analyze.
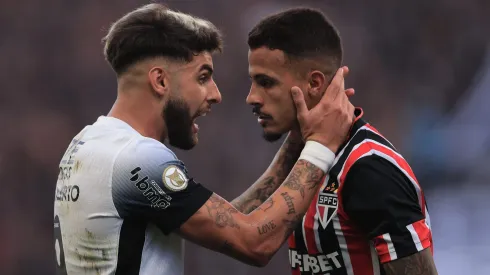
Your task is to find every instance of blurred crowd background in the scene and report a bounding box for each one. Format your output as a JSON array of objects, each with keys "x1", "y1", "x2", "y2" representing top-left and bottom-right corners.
[{"x1": 1, "y1": 0, "x2": 489, "y2": 274}]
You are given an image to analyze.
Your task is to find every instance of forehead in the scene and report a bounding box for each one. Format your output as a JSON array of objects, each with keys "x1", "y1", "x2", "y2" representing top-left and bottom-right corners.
[
  {"x1": 171, "y1": 52, "x2": 214, "y2": 73},
  {"x1": 248, "y1": 47, "x2": 289, "y2": 77}
]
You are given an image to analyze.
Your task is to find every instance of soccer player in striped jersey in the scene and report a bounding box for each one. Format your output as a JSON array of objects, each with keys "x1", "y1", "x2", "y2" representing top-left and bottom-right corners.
[
  {"x1": 232, "y1": 8, "x2": 438, "y2": 275},
  {"x1": 53, "y1": 4, "x2": 356, "y2": 275}
]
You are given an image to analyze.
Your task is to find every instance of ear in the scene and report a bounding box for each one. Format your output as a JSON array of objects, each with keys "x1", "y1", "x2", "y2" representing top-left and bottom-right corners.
[
  {"x1": 305, "y1": 70, "x2": 326, "y2": 107},
  {"x1": 148, "y1": 66, "x2": 169, "y2": 97}
]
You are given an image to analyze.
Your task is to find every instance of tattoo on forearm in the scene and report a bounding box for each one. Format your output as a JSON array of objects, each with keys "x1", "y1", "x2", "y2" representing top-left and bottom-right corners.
[
  {"x1": 280, "y1": 192, "x2": 295, "y2": 214},
  {"x1": 257, "y1": 221, "x2": 277, "y2": 235},
  {"x1": 383, "y1": 249, "x2": 438, "y2": 275},
  {"x1": 282, "y1": 214, "x2": 304, "y2": 241},
  {"x1": 284, "y1": 168, "x2": 305, "y2": 198},
  {"x1": 232, "y1": 176, "x2": 277, "y2": 214},
  {"x1": 206, "y1": 194, "x2": 240, "y2": 229},
  {"x1": 231, "y1": 135, "x2": 303, "y2": 214},
  {"x1": 284, "y1": 160, "x2": 324, "y2": 198},
  {"x1": 276, "y1": 137, "x2": 304, "y2": 180},
  {"x1": 258, "y1": 197, "x2": 274, "y2": 212},
  {"x1": 305, "y1": 162, "x2": 324, "y2": 190}
]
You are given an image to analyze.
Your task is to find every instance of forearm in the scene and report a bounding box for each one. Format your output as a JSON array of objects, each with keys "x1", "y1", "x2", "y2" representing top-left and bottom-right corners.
[
  {"x1": 383, "y1": 249, "x2": 438, "y2": 275},
  {"x1": 231, "y1": 132, "x2": 304, "y2": 214},
  {"x1": 180, "y1": 143, "x2": 333, "y2": 267},
  {"x1": 244, "y1": 159, "x2": 325, "y2": 259}
]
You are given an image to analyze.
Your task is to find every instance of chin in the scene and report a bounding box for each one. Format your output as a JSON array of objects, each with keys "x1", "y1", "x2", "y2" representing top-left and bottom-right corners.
[
  {"x1": 262, "y1": 129, "x2": 285, "y2": 142},
  {"x1": 169, "y1": 133, "x2": 198, "y2": 151}
]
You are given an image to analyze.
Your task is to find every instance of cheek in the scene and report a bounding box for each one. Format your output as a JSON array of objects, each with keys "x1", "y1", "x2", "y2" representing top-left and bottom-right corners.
[
  {"x1": 271, "y1": 91, "x2": 296, "y2": 124},
  {"x1": 181, "y1": 84, "x2": 207, "y2": 113}
]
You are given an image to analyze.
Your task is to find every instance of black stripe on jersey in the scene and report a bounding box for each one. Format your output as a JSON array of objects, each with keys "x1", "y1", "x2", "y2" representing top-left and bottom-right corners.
[
  {"x1": 391, "y1": 226, "x2": 420, "y2": 260},
  {"x1": 330, "y1": 129, "x2": 396, "y2": 177},
  {"x1": 115, "y1": 220, "x2": 147, "y2": 275},
  {"x1": 317, "y1": 221, "x2": 347, "y2": 275},
  {"x1": 293, "y1": 220, "x2": 312, "y2": 275}
]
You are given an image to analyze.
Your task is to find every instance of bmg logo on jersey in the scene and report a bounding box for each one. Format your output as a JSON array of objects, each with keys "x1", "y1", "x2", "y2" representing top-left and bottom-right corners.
[{"x1": 130, "y1": 167, "x2": 172, "y2": 209}]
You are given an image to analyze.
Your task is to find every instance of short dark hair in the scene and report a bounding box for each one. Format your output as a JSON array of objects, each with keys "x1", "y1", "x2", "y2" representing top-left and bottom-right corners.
[
  {"x1": 248, "y1": 8, "x2": 342, "y2": 77},
  {"x1": 103, "y1": 3, "x2": 223, "y2": 75}
]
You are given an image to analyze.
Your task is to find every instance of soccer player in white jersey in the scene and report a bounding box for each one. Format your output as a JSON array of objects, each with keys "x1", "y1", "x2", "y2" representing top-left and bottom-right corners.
[{"x1": 53, "y1": 4, "x2": 355, "y2": 275}]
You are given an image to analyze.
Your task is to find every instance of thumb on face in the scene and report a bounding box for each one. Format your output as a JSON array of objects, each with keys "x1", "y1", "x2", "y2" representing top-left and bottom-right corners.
[{"x1": 291, "y1": 86, "x2": 308, "y2": 121}]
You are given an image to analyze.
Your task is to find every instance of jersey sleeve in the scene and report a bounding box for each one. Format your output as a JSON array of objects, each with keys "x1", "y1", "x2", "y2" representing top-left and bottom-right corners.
[
  {"x1": 112, "y1": 138, "x2": 213, "y2": 234},
  {"x1": 341, "y1": 155, "x2": 432, "y2": 264}
]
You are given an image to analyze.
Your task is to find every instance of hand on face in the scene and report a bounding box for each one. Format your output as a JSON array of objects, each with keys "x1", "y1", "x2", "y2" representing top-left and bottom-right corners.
[{"x1": 290, "y1": 66, "x2": 355, "y2": 153}]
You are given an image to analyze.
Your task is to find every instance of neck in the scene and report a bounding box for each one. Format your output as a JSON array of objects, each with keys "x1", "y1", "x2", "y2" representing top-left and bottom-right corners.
[{"x1": 108, "y1": 90, "x2": 167, "y2": 142}]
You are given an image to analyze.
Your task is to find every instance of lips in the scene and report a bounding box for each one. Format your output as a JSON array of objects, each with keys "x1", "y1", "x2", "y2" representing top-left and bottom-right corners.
[
  {"x1": 253, "y1": 112, "x2": 272, "y2": 120},
  {"x1": 194, "y1": 110, "x2": 210, "y2": 120}
]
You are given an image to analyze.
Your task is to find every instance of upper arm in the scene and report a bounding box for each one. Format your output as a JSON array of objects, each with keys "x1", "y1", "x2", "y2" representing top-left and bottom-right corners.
[
  {"x1": 342, "y1": 155, "x2": 433, "y2": 264},
  {"x1": 383, "y1": 248, "x2": 438, "y2": 275},
  {"x1": 112, "y1": 139, "x2": 212, "y2": 234}
]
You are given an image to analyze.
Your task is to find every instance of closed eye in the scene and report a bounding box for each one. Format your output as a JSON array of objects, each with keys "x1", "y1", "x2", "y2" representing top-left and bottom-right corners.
[{"x1": 252, "y1": 74, "x2": 278, "y2": 89}]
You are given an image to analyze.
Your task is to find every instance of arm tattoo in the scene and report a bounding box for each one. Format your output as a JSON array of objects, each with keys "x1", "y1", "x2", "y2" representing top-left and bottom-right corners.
[
  {"x1": 383, "y1": 248, "x2": 438, "y2": 275},
  {"x1": 280, "y1": 192, "x2": 295, "y2": 214},
  {"x1": 284, "y1": 168, "x2": 305, "y2": 198},
  {"x1": 232, "y1": 176, "x2": 277, "y2": 214},
  {"x1": 305, "y1": 161, "x2": 324, "y2": 190},
  {"x1": 257, "y1": 197, "x2": 274, "y2": 212},
  {"x1": 276, "y1": 136, "x2": 304, "y2": 180},
  {"x1": 205, "y1": 194, "x2": 240, "y2": 229},
  {"x1": 284, "y1": 160, "x2": 324, "y2": 198},
  {"x1": 231, "y1": 134, "x2": 303, "y2": 214},
  {"x1": 257, "y1": 220, "x2": 277, "y2": 235}
]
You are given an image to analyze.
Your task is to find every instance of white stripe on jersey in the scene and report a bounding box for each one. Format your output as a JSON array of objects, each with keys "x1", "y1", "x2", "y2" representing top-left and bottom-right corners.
[
  {"x1": 335, "y1": 138, "x2": 424, "y2": 209},
  {"x1": 382, "y1": 233, "x2": 398, "y2": 261},
  {"x1": 333, "y1": 216, "x2": 354, "y2": 275},
  {"x1": 333, "y1": 125, "x2": 380, "y2": 166},
  {"x1": 369, "y1": 242, "x2": 381, "y2": 275},
  {"x1": 406, "y1": 224, "x2": 424, "y2": 251},
  {"x1": 313, "y1": 212, "x2": 323, "y2": 253}
]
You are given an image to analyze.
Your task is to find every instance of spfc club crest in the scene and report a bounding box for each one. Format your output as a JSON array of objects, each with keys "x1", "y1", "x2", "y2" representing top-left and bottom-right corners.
[{"x1": 317, "y1": 177, "x2": 338, "y2": 229}]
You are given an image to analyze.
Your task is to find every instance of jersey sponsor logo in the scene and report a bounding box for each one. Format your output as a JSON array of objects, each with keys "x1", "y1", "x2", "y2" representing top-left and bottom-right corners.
[
  {"x1": 130, "y1": 167, "x2": 172, "y2": 209},
  {"x1": 55, "y1": 185, "x2": 80, "y2": 202},
  {"x1": 162, "y1": 165, "x2": 188, "y2": 191},
  {"x1": 317, "y1": 181, "x2": 338, "y2": 229},
  {"x1": 289, "y1": 249, "x2": 343, "y2": 274}
]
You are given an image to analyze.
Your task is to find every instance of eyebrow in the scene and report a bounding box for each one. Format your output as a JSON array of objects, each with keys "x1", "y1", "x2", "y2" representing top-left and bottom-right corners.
[
  {"x1": 199, "y1": 64, "x2": 214, "y2": 75},
  {"x1": 252, "y1": 73, "x2": 278, "y2": 83}
]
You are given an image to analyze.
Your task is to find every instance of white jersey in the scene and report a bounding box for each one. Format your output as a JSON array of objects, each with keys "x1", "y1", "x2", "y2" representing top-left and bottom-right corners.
[{"x1": 54, "y1": 116, "x2": 212, "y2": 275}]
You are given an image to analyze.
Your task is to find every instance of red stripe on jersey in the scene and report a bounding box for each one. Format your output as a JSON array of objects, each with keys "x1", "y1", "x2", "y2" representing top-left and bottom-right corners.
[
  {"x1": 335, "y1": 142, "x2": 379, "y2": 274},
  {"x1": 337, "y1": 212, "x2": 375, "y2": 274},
  {"x1": 373, "y1": 235, "x2": 391, "y2": 263},
  {"x1": 303, "y1": 190, "x2": 320, "y2": 255},
  {"x1": 337, "y1": 138, "x2": 432, "y2": 268},
  {"x1": 338, "y1": 141, "x2": 426, "y2": 216},
  {"x1": 412, "y1": 219, "x2": 432, "y2": 250},
  {"x1": 288, "y1": 235, "x2": 300, "y2": 275}
]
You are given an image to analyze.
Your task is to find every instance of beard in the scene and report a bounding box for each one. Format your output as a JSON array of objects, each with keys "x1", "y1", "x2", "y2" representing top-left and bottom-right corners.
[
  {"x1": 262, "y1": 131, "x2": 283, "y2": 142},
  {"x1": 163, "y1": 97, "x2": 196, "y2": 150}
]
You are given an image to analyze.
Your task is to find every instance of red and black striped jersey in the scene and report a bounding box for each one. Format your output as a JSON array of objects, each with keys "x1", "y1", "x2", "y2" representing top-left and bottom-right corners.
[{"x1": 288, "y1": 108, "x2": 433, "y2": 275}]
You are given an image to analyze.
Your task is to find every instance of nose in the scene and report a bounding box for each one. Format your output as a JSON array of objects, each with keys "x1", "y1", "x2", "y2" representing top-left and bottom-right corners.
[
  {"x1": 246, "y1": 85, "x2": 263, "y2": 106},
  {"x1": 207, "y1": 80, "x2": 222, "y2": 104}
]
